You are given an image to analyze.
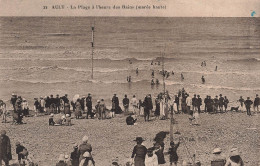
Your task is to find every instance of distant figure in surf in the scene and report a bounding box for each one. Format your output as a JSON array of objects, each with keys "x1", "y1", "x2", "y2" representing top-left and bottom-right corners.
[
  {"x1": 136, "y1": 68, "x2": 139, "y2": 75},
  {"x1": 171, "y1": 71, "x2": 174, "y2": 75},
  {"x1": 151, "y1": 61, "x2": 153, "y2": 65},
  {"x1": 127, "y1": 76, "x2": 131, "y2": 82},
  {"x1": 181, "y1": 73, "x2": 184, "y2": 81},
  {"x1": 204, "y1": 61, "x2": 206, "y2": 66},
  {"x1": 129, "y1": 60, "x2": 132, "y2": 64},
  {"x1": 215, "y1": 66, "x2": 218, "y2": 71},
  {"x1": 166, "y1": 72, "x2": 170, "y2": 79},
  {"x1": 158, "y1": 62, "x2": 160, "y2": 65},
  {"x1": 156, "y1": 79, "x2": 159, "y2": 85},
  {"x1": 152, "y1": 70, "x2": 154, "y2": 77},
  {"x1": 201, "y1": 76, "x2": 205, "y2": 84},
  {"x1": 151, "y1": 79, "x2": 155, "y2": 86}
]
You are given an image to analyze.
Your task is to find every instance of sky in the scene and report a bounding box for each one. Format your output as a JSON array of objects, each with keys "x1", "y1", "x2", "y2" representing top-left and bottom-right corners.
[{"x1": 0, "y1": 0, "x2": 259, "y2": 17}]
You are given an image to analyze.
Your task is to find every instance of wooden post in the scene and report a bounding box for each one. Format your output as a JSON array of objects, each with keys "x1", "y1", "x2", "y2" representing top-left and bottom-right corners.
[{"x1": 91, "y1": 25, "x2": 94, "y2": 79}]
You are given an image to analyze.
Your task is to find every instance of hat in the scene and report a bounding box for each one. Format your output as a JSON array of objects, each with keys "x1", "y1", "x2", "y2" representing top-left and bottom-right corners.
[
  {"x1": 230, "y1": 148, "x2": 239, "y2": 156},
  {"x1": 16, "y1": 141, "x2": 21, "y2": 146},
  {"x1": 49, "y1": 114, "x2": 54, "y2": 117},
  {"x1": 97, "y1": 100, "x2": 100, "y2": 103},
  {"x1": 66, "y1": 114, "x2": 70, "y2": 117},
  {"x1": 61, "y1": 115, "x2": 65, "y2": 119},
  {"x1": 73, "y1": 143, "x2": 78, "y2": 148},
  {"x1": 40, "y1": 96, "x2": 43, "y2": 99},
  {"x1": 58, "y1": 154, "x2": 65, "y2": 161},
  {"x1": 82, "y1": 135, "x2": 89, "y2": 142},
  {"x1": 12, "y1": 93, "x2": 15, "y2": 96},
  {"x1": 133, "y1": 137, "x2": 145, "y2": 142},
  {"x1": 0, "y1": 130, "x2": 6, "y2": 135},
  {"x1": 64, "y1": 155, "x2": 69, "y2": 159},
  {"x1": 83, "y1": 151, "x2": 91, "y2": 158},
  {"x1": 213, "y1": 148, "x2": 222, "y2": 154}
]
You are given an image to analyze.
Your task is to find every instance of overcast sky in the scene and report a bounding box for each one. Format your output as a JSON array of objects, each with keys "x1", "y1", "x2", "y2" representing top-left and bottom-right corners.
[{"x1": 0, "y1": 0, "x2": 259, "y2": 17}]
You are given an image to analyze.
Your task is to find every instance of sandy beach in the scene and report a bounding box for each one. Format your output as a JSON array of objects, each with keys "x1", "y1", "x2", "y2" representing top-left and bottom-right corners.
[{"x1": 0, "y1": 111, "x2": 259, "y2": 166}]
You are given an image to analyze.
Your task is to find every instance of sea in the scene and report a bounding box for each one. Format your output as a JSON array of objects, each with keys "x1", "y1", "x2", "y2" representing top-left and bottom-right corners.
[{"x1": 0, "y1": 17, "x2": 259, "y2": 109}]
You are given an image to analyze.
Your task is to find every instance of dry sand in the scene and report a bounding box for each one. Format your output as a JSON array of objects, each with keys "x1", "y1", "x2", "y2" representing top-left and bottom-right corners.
[{"x1": 0, "y1": 111, "x2": 259, "y2": 166}]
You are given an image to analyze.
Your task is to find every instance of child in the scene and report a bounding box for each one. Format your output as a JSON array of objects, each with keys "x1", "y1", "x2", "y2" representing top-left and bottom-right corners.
[
  {"x1": 168, "y1": 141, "x2": 180, "y2": 166},
  {"x1": 65, "y1": 114, "x2": 72, "y2": 126},
  {"x1": 49, "y1": 114, "x2": 55, "y2": 126},
  {"x1": 16, "y1": 142, "x2": 28, "y2": 165},
  {"x1": 145, "y1": 148, "x2": 158, "y2": 166}
]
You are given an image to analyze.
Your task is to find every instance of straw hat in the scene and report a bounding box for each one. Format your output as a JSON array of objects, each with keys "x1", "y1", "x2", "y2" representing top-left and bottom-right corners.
[
  {"x1": 66, "y1": 114, "x2": 70, "y2": 117},
  {"x1": 83, "y1": 151, "x2": 91, "y2": 158},
  {"x1": 49, "y1": 114, "x2": 54, "y2": 117},
  {"x1": 58, "y1": 154, "x2": 65, "y2": 161},
  {"x1": 97, "y1": 100, "x2": 100, "y2": 103},
  {"x1": 213, "y1": 148, "x2": 222, "y2": 154},
  {"x1": 82, "y1": 135, "x2": 89, "y2": 142},
  {"x1": 230, "y1": 148, "x2": 239, "y2": 156},
  {"x1": 64, "y1": 155, "x2": 69, "y2": 159}
]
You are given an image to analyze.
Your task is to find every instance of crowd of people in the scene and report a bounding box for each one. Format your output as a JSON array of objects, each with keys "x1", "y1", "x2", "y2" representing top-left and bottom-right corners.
[{"x1": 0, "y1": 89, "x2": 259, "y2": 165}]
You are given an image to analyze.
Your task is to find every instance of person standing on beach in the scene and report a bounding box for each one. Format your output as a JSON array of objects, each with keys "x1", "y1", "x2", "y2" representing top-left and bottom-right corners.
[
  {"x1": 154, "y1": 97, "x2": 160, "y2": 119},
  {"x1": 168, "y1": 141, "x2": 180, "y2": 166},
  {"x1": 10, "y1": 93, "x2": 17, "y2": 111},
  {"x1": 213, "y1": 96, "x2": 219, "y2": 113},
  {"x1": 75, "y1": 99, "x2": 82, "y2": 119},
  {"x1": 86, "y1": 94, "x2": 93, "y2": 119},
  {"x1": 112, "y1": 94, "x2": 119, "y2": 114},
  {"x1": 254, "y1": 94, "x2": 259, "y2": 112},
  {"x1": 197, "y1": 95, "x2": 202, "y2": 113},
  {"x1": 0, "y1": 130, "x2": 12, "y2": 166},
  {"x1": 123, "y1": 95, "x2": 130, "y2": 112},
  {"x1": 143, "y1": 94, "x2": 153, "y2": 121},
  {"x1": 219, "y1": 94, "x2": 224, "y2": 113},
  {"x1": 34, "y1": 98, "x2": 40, "y2": 117},
  {"x1": 174, "y1": 95, "x2": 180, "y2": 113},
  {"x1": 131, "y1": 95, "x2": 138, "y2": 114},
  {"x1": 224, "y1": 96, "x2": 229, "y2": 112},
  {"x1": 238, "y1": 96, "x2": 245, "y2": 112},
  {"x1": 186, "y1": 94, "x2": 192, "y2": 115},
  {"x1": 204, "y1": 96, "x2": 209, "y2": 113},
  {"x1": 192, "y1": 94, "x2": 197, "y2": 112},
  {"x1": 55, "y1": 95, "x2": 61, "y2": 114},
  {"x1": 207, "y1": 96, "x2": 214, "y2": 113},
  {"x1": 244, "y1": 97, "x2": 253, "y2": 116},
  {"x1": 131, "y1": 137, "x2": 147, "y2": 166},
  {"x1": 50, "y1": 95, "x2": 56, "y2": 114}
]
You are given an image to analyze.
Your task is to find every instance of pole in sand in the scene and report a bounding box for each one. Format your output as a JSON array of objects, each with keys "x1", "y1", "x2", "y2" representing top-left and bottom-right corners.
[{"x1": 91, "y1": 24, "x2": 95, "y2": 79}]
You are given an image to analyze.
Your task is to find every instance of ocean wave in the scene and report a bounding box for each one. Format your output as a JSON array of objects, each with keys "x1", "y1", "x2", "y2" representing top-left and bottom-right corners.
[
  {"x1": 227, "y1": 58, "x2": 260, "y2": 62},
  {"x1": 189, "y1": 84, "x2": 260, "y2": 91},
  {"x1": 0, "y1": 78, "x2": 259, "y2": 92}
]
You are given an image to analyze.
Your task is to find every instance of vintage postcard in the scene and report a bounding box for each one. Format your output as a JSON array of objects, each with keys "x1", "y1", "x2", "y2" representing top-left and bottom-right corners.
[{"x1": 0, "y1": 0, "x2": 259, "y2": 166}]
